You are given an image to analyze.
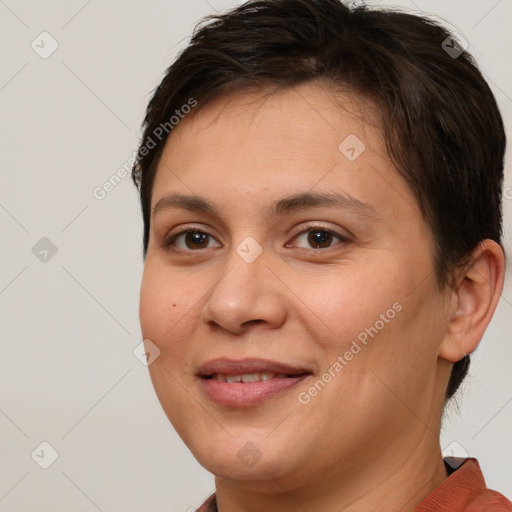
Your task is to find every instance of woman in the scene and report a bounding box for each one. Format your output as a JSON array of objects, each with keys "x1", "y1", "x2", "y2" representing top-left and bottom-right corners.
[{"x1": 131, "y1": 0, "x2": 511, "y2": 510}]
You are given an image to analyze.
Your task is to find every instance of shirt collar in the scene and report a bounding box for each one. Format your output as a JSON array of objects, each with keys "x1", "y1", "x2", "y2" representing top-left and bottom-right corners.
[{"x1": 413, "y1": 457, "x2": 487, "y2": 511}]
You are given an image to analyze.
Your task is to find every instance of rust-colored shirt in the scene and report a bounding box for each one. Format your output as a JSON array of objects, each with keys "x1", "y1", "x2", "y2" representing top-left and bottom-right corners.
[{"x1": 196, "y1": 458, "x2": 512, "y2": 511}]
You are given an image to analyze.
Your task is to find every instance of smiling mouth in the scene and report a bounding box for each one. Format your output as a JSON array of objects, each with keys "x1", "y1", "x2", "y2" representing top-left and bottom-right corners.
[{"x1": 196, "y1": 358, "x2": 314, "y2": 406}]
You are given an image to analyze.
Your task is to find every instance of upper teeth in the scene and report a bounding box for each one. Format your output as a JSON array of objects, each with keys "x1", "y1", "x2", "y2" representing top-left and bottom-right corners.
[{"x1": 212, "y1": 372, "x2": 289, "y2": 382}]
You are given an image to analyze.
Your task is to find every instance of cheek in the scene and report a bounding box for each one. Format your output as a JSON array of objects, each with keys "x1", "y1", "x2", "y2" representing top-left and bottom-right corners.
[
  {"x1": 139, "y1": 262, "x2": 197, "y2": 355},
  {"x1": 345, "y1": 276, "x2": 447, "y2": 405},
  {"x1": 296, "y1": 266, "x2": 406, "y2": 355},
  {"x1": 299, "y1": 256, "x2": 441, "y2": 399},
  {"x1": 139, "y1": 265, "x2": 202, "y2": 425}
]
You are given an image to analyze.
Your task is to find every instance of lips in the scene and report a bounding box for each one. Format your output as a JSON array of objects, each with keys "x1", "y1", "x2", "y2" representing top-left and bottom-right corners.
[
  {"x1": 196, "y1": 358, "x2": 312, "y2": 379},
  {"x1": 196, "y1": 358, "x2": 313, "y2": 407}
]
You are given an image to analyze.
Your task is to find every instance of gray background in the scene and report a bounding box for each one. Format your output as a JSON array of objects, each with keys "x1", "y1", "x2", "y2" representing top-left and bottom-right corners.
[{"x1": 1, "y1": 0, "x2": 511, "y2": 511}]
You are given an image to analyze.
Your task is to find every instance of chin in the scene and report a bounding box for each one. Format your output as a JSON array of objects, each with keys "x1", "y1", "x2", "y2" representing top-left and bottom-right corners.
[{"x1": 201, "y1": 457, "x2": 298, "y2": 491}]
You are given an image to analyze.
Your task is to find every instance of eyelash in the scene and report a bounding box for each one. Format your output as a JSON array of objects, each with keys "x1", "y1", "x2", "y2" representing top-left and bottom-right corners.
[{"x1": 162, "y1": 223, "x2": 350, "y2": 254}]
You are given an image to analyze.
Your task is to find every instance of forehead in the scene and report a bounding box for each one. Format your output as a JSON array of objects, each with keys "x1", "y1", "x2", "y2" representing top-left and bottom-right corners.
[
  {"x1": 151, "y1": 82, "x2": 418, "y2": 223},
  {"x1": 165, "y1": 83, "x2": 383, "y2": 163}
]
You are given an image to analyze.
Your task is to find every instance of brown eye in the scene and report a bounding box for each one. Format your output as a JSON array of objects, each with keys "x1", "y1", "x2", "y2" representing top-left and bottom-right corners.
[
  {"x1": 290, "y1": 227, "x2": 347, "y2": 250},
  {"x1": 165, "y1": 229, "x2": 221, "y2": 252},
  {"x1": 307, "y1": 230, "x2": 334, "y2": 248},
  {"x1": 184, "y1": 232, "x2": 210, "y2": 249}
]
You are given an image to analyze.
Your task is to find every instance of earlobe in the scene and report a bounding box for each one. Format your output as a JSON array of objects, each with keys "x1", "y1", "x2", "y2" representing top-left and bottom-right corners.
[{"x1": 439, "y1": 239, "x2": 505, "y2": 363}]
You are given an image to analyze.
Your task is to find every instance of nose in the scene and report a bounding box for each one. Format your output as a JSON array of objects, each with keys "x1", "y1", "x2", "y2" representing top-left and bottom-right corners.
[{"x1": 201, "y1": 247, "x2": 287, "y2": 335}]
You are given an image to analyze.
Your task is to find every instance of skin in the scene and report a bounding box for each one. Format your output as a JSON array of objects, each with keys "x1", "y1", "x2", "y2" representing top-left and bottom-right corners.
[{"x1": 139, "y1": 81, "x2": 505, "y2": 512}]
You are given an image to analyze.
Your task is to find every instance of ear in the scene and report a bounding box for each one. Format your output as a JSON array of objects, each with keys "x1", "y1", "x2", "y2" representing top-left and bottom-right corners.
[{"x1": 439, "y1": 239, "x2": 505, "y2": 363}]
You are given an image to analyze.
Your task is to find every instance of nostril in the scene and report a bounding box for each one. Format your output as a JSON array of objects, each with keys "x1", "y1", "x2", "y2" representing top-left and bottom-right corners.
[{"x1": 242, "y1": 319, "x2": 265, "y2": 327}]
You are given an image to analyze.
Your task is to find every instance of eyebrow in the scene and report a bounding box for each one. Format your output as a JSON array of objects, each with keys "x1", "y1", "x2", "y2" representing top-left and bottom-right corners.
[{"x1": 152, "y1": 191, "x2": 379, "y2": 219}]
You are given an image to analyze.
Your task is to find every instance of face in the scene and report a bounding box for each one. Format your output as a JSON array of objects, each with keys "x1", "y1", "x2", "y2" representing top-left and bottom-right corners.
[{"x1": 139, "y1": 82, "x2": 452, "y2": 490}]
